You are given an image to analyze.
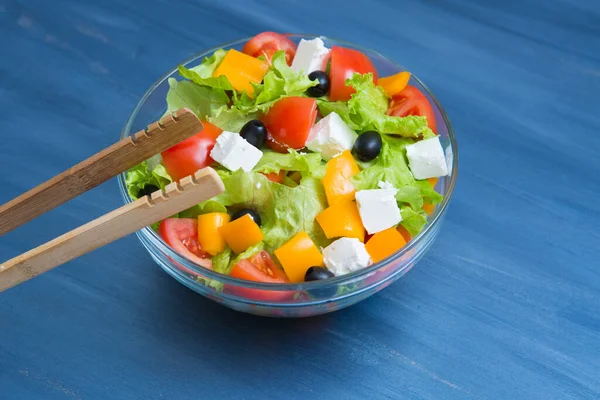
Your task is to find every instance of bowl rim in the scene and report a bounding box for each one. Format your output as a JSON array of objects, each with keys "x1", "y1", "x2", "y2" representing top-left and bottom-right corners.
[{"x1": 118, "y1": 33, "x2": 459, "y2": 291}]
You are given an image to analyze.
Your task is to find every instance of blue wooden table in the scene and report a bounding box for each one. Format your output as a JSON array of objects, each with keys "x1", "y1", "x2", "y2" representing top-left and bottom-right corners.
[{"x1": 1, "y1": 0, "x2": 599, "y2": 398}]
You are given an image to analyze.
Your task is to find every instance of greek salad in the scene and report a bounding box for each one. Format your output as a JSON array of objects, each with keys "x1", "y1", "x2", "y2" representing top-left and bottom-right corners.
[{"x1": 126, "y1": 32, "x2": 448, "y2": 287}]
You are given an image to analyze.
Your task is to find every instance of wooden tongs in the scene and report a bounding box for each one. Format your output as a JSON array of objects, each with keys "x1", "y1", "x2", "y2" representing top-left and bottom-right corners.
[{"x1": 0, "y1": 108, "x2": 225, "y2": 292}]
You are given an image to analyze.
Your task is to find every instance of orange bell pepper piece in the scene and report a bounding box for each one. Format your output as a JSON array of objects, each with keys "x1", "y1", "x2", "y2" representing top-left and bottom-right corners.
[
  {"x1": 197, "y1": 212, "x2": 231, "y2": 256},
  {"x1": 219, "y1": 214, "x2": 264, "y2": 254},
  {"x1": 365, "y1": 227, "x2": 407, "y2": 263},
  {"x1": 213, "y1": 49, "x2": 269, "y2": 96},
  {"x1": 316, "y1": 200, "x2": 365, "y2": 242},
  {"x1": 377, "y1": 71, "x2": 411, "y2": 97},
  {"x1": 274, "y1": 232, "x2": 324, "y2": 283},
  {"x1": 427, "y1": 177, "x2": 439, "y2": 188},
  {"x1": 322, "y1": 150, "x2": 360, "y2": 206},
  {"x1": 423, "y1": 203, "x2": 436, "y2": 215}
]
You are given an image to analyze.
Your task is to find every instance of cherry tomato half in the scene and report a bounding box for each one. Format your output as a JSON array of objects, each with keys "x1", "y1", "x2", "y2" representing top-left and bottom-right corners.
[
  {"x1": 158, "y1": 218, "x2": 212, "y2": 269},
  {"x1": 242, "y1": 32, "x2": 297, "y2": 65},
  {"x1": 161, "y1": 120, "x2": 222, "y2": 181},
  {"x1": 261, "y1": 96, "x2": 317, "y2": 153},
  {"x1": 229, "y1": 250, "x2": 292, "y2": 302},
  {"x1": 387, "y1": 86, "x2": 437, "y2": 134},
  {"x1": 329, "y1": 46, "x2": 378, "y2": 101}
]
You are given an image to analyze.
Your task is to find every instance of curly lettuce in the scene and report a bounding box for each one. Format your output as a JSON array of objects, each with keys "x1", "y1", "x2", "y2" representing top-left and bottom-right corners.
[
  {"x1": 317, "y1": 73, "x2": 434, "y2": 138},
  {"x1": 253, "y1": 149, "x2": 325, "y2": 179},
  {"x1": 200, "y1": 170, "x2": 329, "y2": 252},
  {"x1": 125, "y1": 161, "x2": 172, "y2": 199},
  {"x1": 232, "y1": 51, "x2": 318, "y2": 113},
  {"x1": 351, "y1": 136, "x2": 443, "y2": 210}
]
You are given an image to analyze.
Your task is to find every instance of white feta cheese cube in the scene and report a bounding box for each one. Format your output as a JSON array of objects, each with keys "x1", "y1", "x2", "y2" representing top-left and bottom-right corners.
[
  {"x1": 306, "y1": 112, "x2": 358, "y2": 160},
  {"x1": 291, "y1": 38, "x2": 331, "y2": 74},
  {"x1": 355, "y1": 185, "x2": 402, "y2": 234},
  {"x1": 210, "y1": 131, "x2": 262, "y2": 172},
  {"x1": 323, "y1": 238, "x2": 372, "y2": 276},
  {"x1": 405, "y1": 137, "x2": 449, "y2": 179}
]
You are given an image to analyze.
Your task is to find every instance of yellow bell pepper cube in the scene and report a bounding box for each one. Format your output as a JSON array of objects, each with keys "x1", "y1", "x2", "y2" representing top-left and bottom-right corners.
[
  {"x1": 316, "y1": 200, "x2": 365, "y2": 242},
  {"x1": 219, "y1": 214, "x2": 264, "y2": 254},
  {"x1": 377, "y1": 71, "x2": 411, "y2": 97},
  {"x1": 321, "y1": 150, "x2": 360, "y2": 206},
  {"x1": 365, "y1": 227, "x2": 407, "y2": 263},
  {"x1": 213, "y1": 49, "x2": 269, "y2": 96},
  {"x1": 274, "y1": 232, "x2": 324, "y2": 283},
  {"x1": 197, "y1": 212, "x2": 231, "y2": 256}
]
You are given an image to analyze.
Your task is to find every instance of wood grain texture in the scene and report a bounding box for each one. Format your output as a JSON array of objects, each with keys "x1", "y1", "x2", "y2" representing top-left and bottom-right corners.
[
  {"x1": 0, "y1": 0, "x2": 599, "y2": 399},
  {"x1": 0, "y1": 168, "x2": 223, "y2": 292},
  {"x1": 0, "y1": 108, "x2": 202, "y2": 236}
]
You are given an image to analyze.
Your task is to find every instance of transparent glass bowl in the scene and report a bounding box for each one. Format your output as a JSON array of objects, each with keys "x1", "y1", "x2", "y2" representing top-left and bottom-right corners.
[{"x1": 118, "y1": 35, "x2": 458, "y2": 317}]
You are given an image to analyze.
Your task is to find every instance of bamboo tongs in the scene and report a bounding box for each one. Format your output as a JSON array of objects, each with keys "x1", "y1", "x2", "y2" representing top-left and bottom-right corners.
[{"x1": 0, "y1": 109, "x2": 225, "y2": 292}]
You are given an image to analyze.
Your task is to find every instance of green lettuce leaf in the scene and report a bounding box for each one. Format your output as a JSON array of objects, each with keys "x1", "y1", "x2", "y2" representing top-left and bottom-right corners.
[
  {"x1": 169, "y1": 49, "x2": 317, "y2": 123},
  {"x1": 209, "y1": 107, "x2": 258, "y2": 132},
  {"x1": 317, "y1": 73, "x2": 434, "y2": 138},
  {"x1": 232, "y1": 51, "x2": 317, "y2": 113},
  {"x1": 211, "y1": 243, "x2": 266, "y2": 276},
  {"x1": 253, "y1": 149, "x2": 324, "y2": 178},
  {"x1": 177, "y1": 49, "x2": 232, "y2": 91},
  {"x1": 416, "y1": 180, "x2": 443, "y2": 205},
  {"x1": 189, "y1": 49, "x2": 227, "y2": 78},
  {"x1": 273, "y1": 51, "x2": 319, "y2": 95},
  {"x1": 399, "y1": 206, "x2": 428, "y2": 237},
  {"x1": 212, "y1": 247, "x2": 233, "y2": 274},
  {"x1": 201, "y1": 170, "x2": 329, "y2": 251},
  {"x1": 196, "y1": 275, "x2": 225, "y2": 292},
  {"x1": 125, "y1": 161, "x2": 172, "y2": 199},
  {"x1": 394, "y1": 186, "x2": 423, "y2": 210},
  {"x1": 167, "y1": 49, "x2": 233, "y2": 122},
  {"x1": 250, "y1": 68, "x2": 286, "y2": 107},
  {"x1": 165, "y1": 78, "x2": 229, "y2": 120},
  {"x1": 178, "y1": 200, "x2": 228, "y2": 219},
  {"x1": 230, "y1": 242, "x2": 265, "y2": 269},
  {"x1": 199, "y1": 200, "x2": 228, "y2": 214},
  {"x1": 316, "y1": 100, "x2": 357, "y2": 128},
  {"x1": 351, "y1": 136, "x2": 443, "y2": 212},
  {"x1": 125, "y1": 162, "x2": 174, "y2": 230},
  {"x1": 282, "y1": 176, "x2": 299, "y2": 187},
  {"x1": 178, "y1": 65, "x2": 234, "y2": 91}
]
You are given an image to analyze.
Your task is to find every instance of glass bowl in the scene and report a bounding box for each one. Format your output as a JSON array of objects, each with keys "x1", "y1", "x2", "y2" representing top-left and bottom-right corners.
[{"x1": 118, "y1": 35, "x2": 458, "y2": 318}]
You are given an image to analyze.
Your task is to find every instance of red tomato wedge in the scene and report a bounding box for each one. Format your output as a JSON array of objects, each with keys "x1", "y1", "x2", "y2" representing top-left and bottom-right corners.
[
  {"x1": 229, "y1": 251, "x2": 291, "y2": 302},
  {"x1": 387, "y1": 86, "x2": 437, "y2": 134},
  {"x1": 262, "y1": 96, "x2": 317, "y2": 153},
  {"x1": 329, "y1": 46, "x2": 378, "y2": 101},
  {"x1": 242, "y1": 32, "x2": 297, "y2": 65},
  {"x1": 231, "y1": 251, "x2": 289, "y2": 283},
  {"x1": 161, "y1": 121, "x2": 222, "y2": 181},
  {"x1": 158, "y1": 218, "x2": 212, "y2": 269}
]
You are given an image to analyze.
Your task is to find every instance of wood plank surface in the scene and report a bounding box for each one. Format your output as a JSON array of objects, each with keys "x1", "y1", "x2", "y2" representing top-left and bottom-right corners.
[{"x1": 0, "y1": 0, "x2": 598, "y2": 399}]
